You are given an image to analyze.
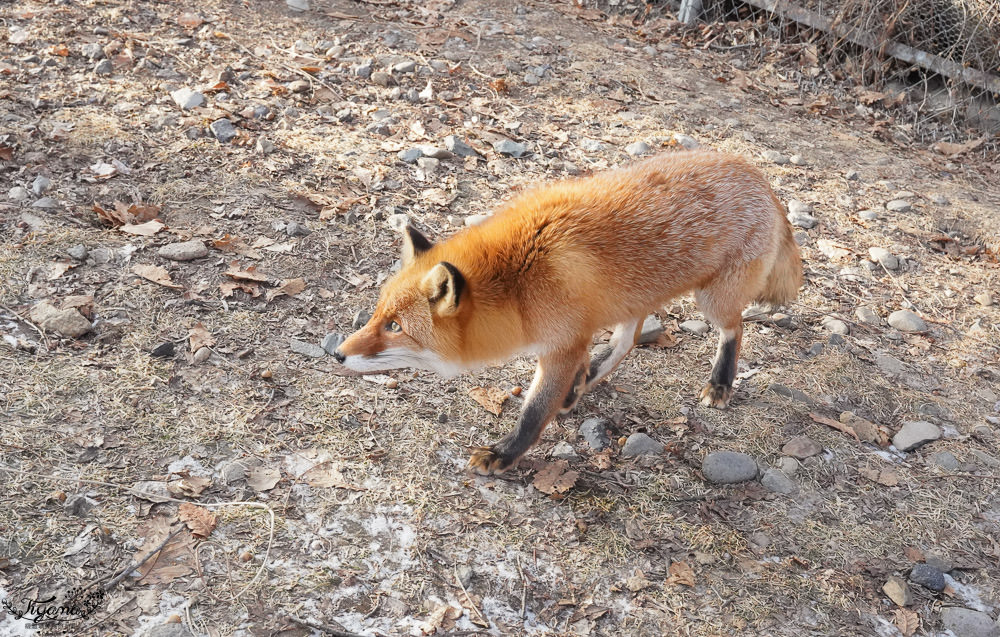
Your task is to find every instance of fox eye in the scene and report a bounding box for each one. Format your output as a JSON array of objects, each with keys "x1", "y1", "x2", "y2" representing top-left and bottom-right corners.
[{"x1": 386, "y1": 320, "x2": 402, "y2": 333}]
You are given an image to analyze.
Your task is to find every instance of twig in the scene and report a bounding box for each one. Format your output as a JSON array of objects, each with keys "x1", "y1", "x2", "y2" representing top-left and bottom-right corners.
[
  {"x1": 101, "y1": 527, "x2": 186, "y2": 591},
  {"x1": 2, "y1": 304, "x2": 50, "y2": 351},
  {"x1": 286, "y1": 615, "x2": 369, "y2": 637},
  {"x1": 454, "y1": 565, "x2": 490, "y2": 628},
  {"x1": 515, "y1": 554, "x2": 528, "y2": 620}
]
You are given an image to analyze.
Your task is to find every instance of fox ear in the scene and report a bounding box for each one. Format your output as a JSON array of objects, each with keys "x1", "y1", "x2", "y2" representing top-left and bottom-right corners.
[
  {"x1": 402, "y1": 225, "x2": 433, "y2": 265},
  {"x1": 422, "y1": 262, "x2": 465, "y2": 317}
]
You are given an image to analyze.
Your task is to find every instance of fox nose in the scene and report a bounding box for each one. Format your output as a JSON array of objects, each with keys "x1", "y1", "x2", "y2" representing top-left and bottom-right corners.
[{"x1": 333, "y1": 349, "x2": 346, "y2": 364}]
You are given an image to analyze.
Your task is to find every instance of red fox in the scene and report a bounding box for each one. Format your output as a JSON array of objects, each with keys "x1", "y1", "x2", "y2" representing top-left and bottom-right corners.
[{"x1": 335, "y1": 151, "x2": 802, "y2": 474}]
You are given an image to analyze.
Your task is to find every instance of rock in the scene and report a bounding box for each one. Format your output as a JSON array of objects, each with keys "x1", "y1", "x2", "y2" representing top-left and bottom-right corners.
[
  {"x1": 256, "y1": 138, "x2": 275, "y2": 155},
  {"x1": 93, "y1": 59, "x2": 113, "y2": 75},
  {"x1": 353, "y1": 62, "x2": 373, "y2": 79},
  {"x1": 321, "y1": 333, "x2": 345, "y2": 356},
  {"x1": 289, "y1": 79, "x2": 310, "y2": 93},
  {"x1": 386, "y1": 214, "x2": 409, "y2": 232},
  {"x1": 218, "y1": 460, "x2": 247, "y2": 484},
  {"x1": 892, "y1": 420, "x2": 941, "y2": 451},
  {"x1": 81, "y1": 42, "x2": 105, "y2": 60},
  {"x1": 29, "y1": 302, "x2": 92, "y2": 338},
  {"x1": 974, "y1": 292, "x2": 993, "y2": 307},
  {"x1": 789, "y1": 154, "x2": 807, "y2": 166},
  {"x1": 762, "y1": 150, "x2": 789, "y2": 165},
  {"x1": 886, "y1": 199, "x2": 911, "y2": 212},
  {"x1": 149, "y1": 624, "x2": 193, "y2": 637},
  {"x1": 289, "y1": 339, "x2": 326, "y2": 358},
  {"x1": 680, "y1": 320, "x2": 710, "y2": 335},
  {"x1": 398, "y1": 148, "x2": 423, "y2": 163},
  {"x1": 828, "y1": 333, "x2": 846, "y2": 347},
  {"x1": 845, "y1": 169, "x2": 860, "y2": 180},
  {"x1": 32, "y1": 197, "x2": 58, "y2": 209},
  {"x1": 854, "y1": 307, "x2": 880, "y2": 325},
  {"x1": 31, "y1": 175, "x2": 51, "y2": 195},
  {"x1": 417, "y1": 157, "x2": 439, "y2": 174},
  {"x1": 456, "y1": 564, "x2": 474, "y2": 589},
  {"x1": 858, "y1": 209, "x2": 878, "y2": 221},
  {"x1": 806, "y1": 342, "x2": 824, "y2": 357},
  {"x1": 787, "y1": 210, "x2": 818, "y2": 229},
  {"x1": 868, "y1": 247, "x2": 899, "y2": 270},
  {"x1": 493, "y1": 139, "x2": 527, "y2": 158},
  {"x1": 158, "y1": 240, "x2": 208, "y2": 261},
  {"x1": 418, "y1": 146, "x2": 452, "y2": 159},
  {"x1": 210, "y1": 118, "x2": 237, "y2": 143},
  {"x1": 822, "y1": 317, "x2": 849, "y2": 335},
  {"x1": 636, "y1": 315, "x2": 663, "y2": 344},
  {"x1": 925, "y1": 553, "x2": 954, "y2": 573},
  {"x1": 782, "y1": 435, "x2": 822, "y2": 459},
  {"x1": 776, "y1": 456, "x2": 799, "y2": 476},
  {"x1": 371, "y1": 71, "x2": 393, "y2": 87},
  {"x1": 286, "y1": 0, "x2": 309, "y2": 11},
  {"x1": 622, "y1": 433, "x2": 664, "y2": 457},
  {"x1": 875, "y1": 353, "x2": 906, "y2": 376},
  {"x1": 970, "y1": 449, "x2": 1000, "y2": 468},
  {"x1": 393, "y1": 60, "x2": 416, "y2": 73},
  {"x1": 551, "y1": 441, "x2": 579, "y2": 460},
  {"x1": 170, "y1": 87, "x2": 205, "y2": 110},
  {"x1": 67, "y1": 244, "x2": 89, "y2": 261},
  {"x1": 787, "y1": 199, "x2": 812, "y2": 215},
  {"x1": 887, "y1": 310, "x2": 926, "y2": 332},
  {"x1": 931, "y1": 194, "x2": 950, "y2": 205},
  {"x1": 8, "y1": 186, "x2": 29, "y2": 201},
  {"x1": 580, "y1": 138, "x2": 603, "y2": 152},
  {"x1": 444, "y1": 135, "x2": 479, "y2": 157},
  {"x1": 940, "y1": 608, "x2": 1000, "y2": 637},
  {"x1": 523, "y1": 72, "x2": 540, "y2": 86},
  {"x1": 285, "y1": 221, "x2": 311, "y2": 237},
  {"x1": 909, "y1": 564, "x2": 945, "y2": 592},
  {"x1": 64, "y1": 494, "x2": 98, "y2": 517},
  {"x1": 771, "y1": 312, "x2": 792, "y2": 328},
  {"x1": 761, "y1": 468, "x2": 798, "y2": 494},
  {"x1": 702, "y1": 451, "x2": 758, "y2": 484},
  {"x1": 579, "y1": 418, "x2": 611, "y2": 451},
  {"x1": 193, "y1": 346, "x2": 212, "y2": 363},
  {"x1": 768, "y1": 383, "x2": 811, "y2": 403},
  {"x1": 882, "y1": 576, "x2": 913, "y2": 606},
  {"x1": 352, "y1": 310, "x2": 372, "y2": 329},
  {"x1": 151, "y1": 342, "x2": 175, "y2": 358},
  {"x1": 817, "y1": 239, "x2": 850, "y2": 261},
  {"x1": 672, "y1": 134, "x2": 700, "y2": 150},
  {"x1": 929, "y1": 450, "x2": 961, "y2": 471},
  {"x1": 625, "y1": 141, "x2": 651, "y2": 156}
]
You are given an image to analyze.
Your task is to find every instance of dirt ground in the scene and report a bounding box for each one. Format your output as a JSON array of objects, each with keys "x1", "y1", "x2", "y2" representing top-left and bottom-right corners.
[{"x1": 2, "y1": 0, "x2": 999, "y2": 636}]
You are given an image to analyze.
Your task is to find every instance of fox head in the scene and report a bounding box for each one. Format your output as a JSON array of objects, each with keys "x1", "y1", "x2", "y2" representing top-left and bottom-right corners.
[{"x1": 334, "y1": 226, "x2": 468, "y2": 377}]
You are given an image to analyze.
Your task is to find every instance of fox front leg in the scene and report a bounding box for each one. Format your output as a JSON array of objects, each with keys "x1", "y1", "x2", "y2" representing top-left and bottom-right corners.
[{"x1": 469, "y1": 344, "x2": 587, "y2": 475}]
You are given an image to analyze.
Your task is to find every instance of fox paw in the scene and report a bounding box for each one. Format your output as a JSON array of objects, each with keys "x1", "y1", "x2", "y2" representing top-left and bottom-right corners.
[
  {"x1": 468, "y1": 446, "x2": 515, "y2": 475},
  {"x1": 699, "y1": 383, "x2": 733, "y2": 409}
]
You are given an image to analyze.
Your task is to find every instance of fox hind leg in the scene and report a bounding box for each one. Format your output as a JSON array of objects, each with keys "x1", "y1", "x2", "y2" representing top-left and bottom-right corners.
[
  {"x1": 695, "y1": 270, "x2": 758, "y2": 408},
  {"x1": 560, "y1": 317, "x2": 643, "y2": 413},
  {"x1": 699, "y1": 324, "x2": 742, "y2": 408}
]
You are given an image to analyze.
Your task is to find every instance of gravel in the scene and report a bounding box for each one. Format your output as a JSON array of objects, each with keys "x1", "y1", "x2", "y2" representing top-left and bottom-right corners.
[
  {"x1": 787, "y1": 210, "x2": 818, "y2": 229},
  {"x1": 29, "y1": 302, "x2": 92, "y2": 338},
  {"x1": 551, "y1": 441, "x2": 579, "y2": 460},
  {"x1": 493, "y1": 138, "x2": 527, "y2": 157},
  {"x1": 444, "y1": 135, "x2": 479, "y2": 157},
  {"x1": 170, "y1": 87, "x2": 205, "y2": 110},
  {"x1": 31, "y1": 175, "x2": 51, "y2": 195},
  {"x1": 672, "y1": 134, "x2": 700, "y2": 149},
  {"x1": 886, "y1": 199, "x2": 912, "y2": 212},
  {"x1": 702, "y1": 451, "x2": 758, "y2": 484},
  {"x1": 761, "y1": 468, "x2": 798, "y2": 494},
  {"x1": 762, "y1": 150, "x2": 789, "y2": 164},
  {"x1": 398, "y1": 148, "x2": 423, "y2": 163},
  {"x1": 67, "y1": 244, "x2": 89, "y2": 261},
  {"x1": 854, "y1": 307, "x2": 880, "y2": 325},
  {"x1": 210, "y1": 118, "x2": 237, "y2": 143},
  {"x1": 868, "y1": 247, "x2": 899, "y2": 270}
]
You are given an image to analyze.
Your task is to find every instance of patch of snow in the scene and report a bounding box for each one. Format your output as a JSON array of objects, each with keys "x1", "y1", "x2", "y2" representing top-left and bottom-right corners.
[
  {"x1": 943, "y1": 573, "x2": 994, "y2": 613},
  {"x1": 0, "y1": 587, "x2": 36, "y2": 637},
  {"x1": 129, "y1": 592, "x2": 190, "y2": 637}
]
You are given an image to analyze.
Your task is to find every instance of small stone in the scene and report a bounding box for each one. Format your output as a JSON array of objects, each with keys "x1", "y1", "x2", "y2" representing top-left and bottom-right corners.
[
  {"x1": 970, "y1": 449, "x2": 1000, "y2": 468},
  {"x1": 929, "y1": 450, "x2": 961, "y2": 471},
  {"x1": 680, "y1": 320, "x2": 710, "y2": 335},
  {"x1": 353, "y1": 62, "x2": 373, "y2": 79},
  {"x1": 625, "y1": 141, "x2": 650, "y2": 156},
  {"x1": 64, "y1": 494, "x2": 97, "y2": 517},
  {"x1": 8, "y1": 186, "x2": 29, "y2": 201},
  {"x1": 209, "y1": 118, "x2": 237, "y2": 143},
  {"x1": 386, "y1": 213, "x2": 409, "y2": 232},
  {"x1": 371, "y1": 71, "x2": 393, "y2": 87},
  {"x1": 702, "y1": 451, "x2": 758, "y2": 484},
  {"x1": 806, "y1": 342, "x2": 824, "y2": 357},
  {"x1": 289, "y1": 79, "x2": 310, "y2": 93},
  {"x1": 464, "y1": 214, "x2": 489, "y2": 227},
  {"x1": 580, "y1": 138, "x2": 603, "y2": 152},
  {"x1": 787, "y1": 211, "x2": 817, "y2": 229},
  {"x1": 761, "y1": 468, "x2": 798, "y2": 494},
  {"x1": 322, "y1": 333, "x2": 345, "y2": 356},
  {"x1": 444, "y1": 135, "x2": 479, "y2": 158},
  {"x1": 789, "y1": 154, "x2": 807, "y2": 166},
  {"x1": 777, "y1": 456, "x2": 799, "y2": 476},
  {"x1": 940, "y1": 608, "x2": 1000, "y2": 637},
  {"x1": 29, "y1": 302, "x2": 92, "y2": 339},
  {"x1": 886, "y1": 199, "x2": 911, "y2": 212},
  {"x1": 925, "y1": 553, "x2": 954, "y2": 573},
  {"x1": 672, "y1": 134, "x2": 700, "y2": 150},
  {"x1": 352, "y1": 310, "x2": 372, "y2": 329},
  {"x1": 787, "y1": 199, "x2": 812, "y2": 215},
  {"x1": 67, "y1": 244, "x2": 89, "y2": 261},
  {"x1": 909, "y1": 564, "x2": 946, "y2": 592},
  {"x1": 892, "y1": 420, "x2": 941, "y2": 452},
  {"x1": 822, "y1": 317, "x2": 849, "y2": 335},
  {"x1": 31, "y1": 175, "x2": 51, "y2": 195},
  {"x1": 286, "y1": 0, "x2": 309, "y2": 11},
  {"x1": 551, "y1": 441, "x2": 579, "y2": 460},
  {"x1": 393, "y1": 60, "x2": 416, "y2": 73},
  {"x1": 149, "y1": 624, "x2": 193, "y2": 637},
  {"x1": 771, "y1": 313, "x2": 792, "y2": 328},
  {"x1": 493, "y1": 139, "x2": 527, "y2": 158},
  {"x1": 845, "y1": 169, "x2": 860, "y2": 180},
  {"x1": 256, "y1": 138, "x2": 275, "y2": 155},
  {"x1": 636, "y1": 315, "x2": 663, "y2": 344},
  {"x1": 868, "y1": 247, "x2": 899, "y2": 270},
  {"x1": 828, "y1": 333, "x2": 846, "y2": 347},
  {"x1": 418, "y1": 146, "x2": 452, "y2": 159},
  {"x1": 151, "y1": 342, "x2": 175, "y2": 358},
  {"x1": 170, "y1": 87, "x2": 205, "y2": 110},
  {"x1": 622, "y1": 433, "x2": 664, "y2": 457},
  {"x1": 855, "y1": 307, "x2": 880, "y2": 325},
  {"x1": 887, "y1": 309, "x2": 926, "y2": 332},
  {"x1": 417, "y1": 157, "x2": 439, "y2": 174},
  {"x1": 974, "y1": 292, "x2": 993, "y2": 307},
  {"x1": 781, "y1": 435, "x2": 822, "y2": 459},
  {"x1": 762, "y1": 150, "x2": 789, "y2": 164},
  {"x1": 398, "y1": 148, "x2": 423, "y2": 163},
  {"x1": 158, "y1": 240, "x2": 208, "y2": 261},
  {"x1": 218, "y1": 460, "x2": 247, "y2": 484},
  {"x1": 93, "y1": 59, "x2": 113, "y2": 75},
  {"x1": 522, "y1": 72, "x2": 540, "y2": 86},
  {"x1": 931, "y1": 194, "x2": 950, "y2": 205},
  {"x1": 32, "y1": 197, "x2": 58, "y2": 209},
  {"x1": 858, "y1": 209, "x2": 878, "y2": 221},
  {"x1": 882, "y1": 576, "x2": 913, "y2": 606},
  {"x1": 290, "y1": 339, "x2": 326, "y2": 358},
  {"x1": 285, "y1": 221, "x2": 311, "y2": 237},
  {"x1": 768, "y1": 383, "x2": 811, "y2": 403},
  {"x1": 193, "y1": 346, "x2": 212, "y2": 363},
  {"x1": 456, "y1": 564, "x2": 474, "y2": 589},
  {"x1": 579, "y1": 418, "x2": 611, "y2": 451},
  {"x1": 81, "y1": 42, "x2": 105, "y2": 60},
  {"x1": 875, "y1": 353, "x2": 906, "y2": 376}
]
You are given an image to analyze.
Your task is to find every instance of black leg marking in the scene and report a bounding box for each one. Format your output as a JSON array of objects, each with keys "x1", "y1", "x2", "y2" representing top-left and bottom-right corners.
[
  {"x1": 710, "y1": 337, "x2": 739, "y2": 389},
  {"x1": 562, "y1": 366, "x2": 587, "y2": 411},
  {"x1": 586, "y1": 344, "x2": 614, "y2": 383}
]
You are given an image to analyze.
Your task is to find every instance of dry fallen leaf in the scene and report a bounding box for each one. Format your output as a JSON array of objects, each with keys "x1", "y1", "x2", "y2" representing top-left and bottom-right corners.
[
  {"x1": 247, "y1": 466, "x2": 281, "y2": 491},
  {"x1": 121, "y1": 219, "x2": 165, "y2": 236},
  {"x1": 532, "y1": 460, "x2": 579, "y2": 496},
  {"x1": 167, "y1": 474, "x2": 212, "y2": 497},
  {"x1": 225, "y1": 262, "x2": 270, "y2": 282},
  {"x1": 188, "y1": 322, "x2": 215, "y2": 353},
  {"x1": 893, "y1": 608, "x2": 919, "y2": 636},
  {"x1": 468, "y1": 386, "x2": 509, "y2": 416},
  {"x1": 220, "y1": 280, "x2": 262, "y2": 298},
  {"x1": 859, "y1": 467, "x2": 901, "y2": 487},
  {"x1": 266, "y1": 277, "x2": 306, "y2": 302},
  {"x1": 134, "y1": 516, "x2": 196, "y2": 585},
  {"x1": 420, "y1": 603, "x2": 462, "y2": 635},
  {"x1": 839, "y1": 411, "x2": 887, "y2": 445},
  {"x1": 132, "y1": 264, "x2": 183, "y2": 289},
  {"x1": 302, "y1": 464, "x2": 365, "y2": 491},
  {"x1": 666, "y1": 561, "x2": 696, "y2": 587},
  {"x1": 810, "y1": 412, "x2": 860, "y2": 442},
  {"x1": 178, "y1": 502, "x2": 217, "y2": 538}
]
